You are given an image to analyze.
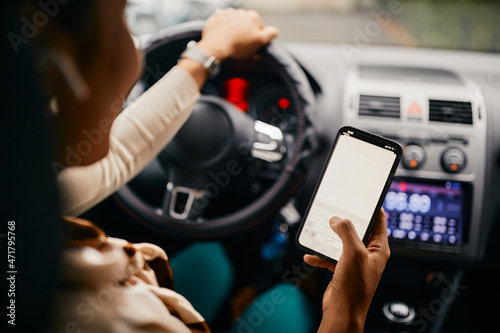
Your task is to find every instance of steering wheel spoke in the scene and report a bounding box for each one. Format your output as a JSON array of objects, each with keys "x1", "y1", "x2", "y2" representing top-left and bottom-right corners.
[
  {"x1": 161, "y1": 182, "x2": 205, "y2": 221},
  {"x1": 251, "y1": 120, "x2": 286, "y2": 163}
]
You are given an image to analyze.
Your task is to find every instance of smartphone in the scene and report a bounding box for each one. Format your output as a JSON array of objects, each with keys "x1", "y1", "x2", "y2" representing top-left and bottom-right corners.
[{"x1": 296, "y1": 126, "x2": 402, "y2": 262}]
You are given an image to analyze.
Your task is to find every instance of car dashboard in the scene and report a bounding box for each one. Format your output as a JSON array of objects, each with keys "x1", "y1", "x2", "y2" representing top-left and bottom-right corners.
[
  {"x1": 106, "y1": 38, "x2": 500, "y2": 332},
  {"x1": 283, "y1": 42, "x2": 500, "y2": 265},
  {"x1": 199, "y1": 42, "x2": 500, "y2": 266}
]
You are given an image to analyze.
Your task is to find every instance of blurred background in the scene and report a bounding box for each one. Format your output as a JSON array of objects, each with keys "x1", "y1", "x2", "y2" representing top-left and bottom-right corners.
[{"x1": 126, "y1": 0, "x2": 500, "y2": 53}]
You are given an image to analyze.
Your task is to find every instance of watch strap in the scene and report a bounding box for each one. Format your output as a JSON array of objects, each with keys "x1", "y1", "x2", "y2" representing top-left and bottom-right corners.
[{"x1": 181, "y1": 40, "x2": 221, "y2": 78}]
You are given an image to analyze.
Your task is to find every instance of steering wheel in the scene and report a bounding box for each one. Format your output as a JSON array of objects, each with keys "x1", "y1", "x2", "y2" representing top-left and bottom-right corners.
[{"x1": 115, "y1": 22, "x2": 317, "y2": 239}]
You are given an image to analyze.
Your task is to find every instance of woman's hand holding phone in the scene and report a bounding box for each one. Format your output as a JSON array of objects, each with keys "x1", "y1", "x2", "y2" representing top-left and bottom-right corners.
[{"x1": 304, "y1": 208, "x2": 391, "y2": 333}]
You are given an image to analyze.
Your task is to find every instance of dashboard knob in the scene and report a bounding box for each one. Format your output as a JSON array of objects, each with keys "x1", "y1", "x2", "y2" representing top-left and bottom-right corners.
[
  {"x1": 441, "y1": 148, "x2": 466, "y2": 173},
  {"x1": 402, "y1": 145, "x2": 426, "y2": 170},
  {"x1": 383, "y1": 301, "x2": 415, "y2": 325}
]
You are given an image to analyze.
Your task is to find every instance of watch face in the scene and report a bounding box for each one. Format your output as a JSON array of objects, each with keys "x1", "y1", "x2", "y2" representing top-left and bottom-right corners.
[{"x1": 207, "y1": 57, "x2": 221, "y2": 78}]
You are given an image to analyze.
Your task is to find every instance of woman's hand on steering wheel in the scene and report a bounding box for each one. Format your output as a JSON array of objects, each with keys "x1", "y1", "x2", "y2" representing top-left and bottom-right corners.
[{"x1": 198, "y1": 8, "x2": 279, "y2": 61}]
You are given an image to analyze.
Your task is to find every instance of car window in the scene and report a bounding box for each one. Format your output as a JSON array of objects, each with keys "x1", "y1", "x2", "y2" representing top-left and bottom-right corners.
[{"x1": 126, "y1": 0, "x2": 500, "y2": 53}]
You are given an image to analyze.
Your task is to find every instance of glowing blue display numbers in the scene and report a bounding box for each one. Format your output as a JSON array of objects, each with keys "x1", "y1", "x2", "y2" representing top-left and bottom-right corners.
[{"x1": 384, "y1": 191, "x2": 431, "y2": 213}]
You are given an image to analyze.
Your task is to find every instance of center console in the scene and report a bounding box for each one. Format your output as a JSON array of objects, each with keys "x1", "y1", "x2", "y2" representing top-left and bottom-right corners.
[
  {"x1": 342, "y1": 63, "x2": 489, "y2": 332},
  {"x1": 343, "y1": 64, "x2": 487, "y2": 265}
]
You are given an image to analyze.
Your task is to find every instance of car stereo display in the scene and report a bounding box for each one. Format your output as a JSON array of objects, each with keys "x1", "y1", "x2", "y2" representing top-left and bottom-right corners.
[{"x1": 382, "y1": 179, "x2": 469, "y2": 247}]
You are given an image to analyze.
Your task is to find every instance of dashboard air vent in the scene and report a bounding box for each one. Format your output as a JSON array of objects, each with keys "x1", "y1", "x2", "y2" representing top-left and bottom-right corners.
[
  {"x1": 359, "y1": 95, "x2": 400, "y2": 119},
  {"x1": 429, "y1": 100, "x2": 473, "y2": 125}
]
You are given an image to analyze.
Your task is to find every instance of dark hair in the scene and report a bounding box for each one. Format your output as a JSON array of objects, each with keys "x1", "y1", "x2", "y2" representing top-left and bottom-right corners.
[
  {"x1": 2, "y1": 1, "x2": 62, "y2": 331},
  {"x1": 16, "y1": 0, "x2": 98, "y2": 65},
  {"x1": 51, "y1": 0, "x2": 96, "y2": 35},
  {"x1": 19, "y1": 0, "x2": 96, "y2": 35}
]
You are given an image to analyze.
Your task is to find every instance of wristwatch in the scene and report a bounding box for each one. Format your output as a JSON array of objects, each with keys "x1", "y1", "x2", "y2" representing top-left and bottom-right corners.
[{"x1": 180, "y1": 40, "x2": 221, "y2": 78}]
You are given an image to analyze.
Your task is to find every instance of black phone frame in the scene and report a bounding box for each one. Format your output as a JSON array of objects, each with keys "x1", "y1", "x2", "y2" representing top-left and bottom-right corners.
[{"x1": 296, "y1": 126, "x2": 403, "y2": 263}]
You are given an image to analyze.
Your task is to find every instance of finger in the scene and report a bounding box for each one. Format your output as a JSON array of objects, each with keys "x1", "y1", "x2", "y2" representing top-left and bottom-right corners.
[
  {"x1": 329, "y1": 216, "x2": 364, "y2": 251},
  {"x1": 247, "y1": 9, "x2": 264, "y2": 26},
  {"x1": 367, "y1": 208, "x2": 391, "y2": 259},
  {"x1": 212, "y1": 8, "x2": 225, "y2": 18},
  {"x1": 259, "y1": 25, "x2": 279, "y2": 43},
  {"x1": 303, "y1": 254, "x2": 336, "y2": 272},
  {"x1": 370, "y1": 208, "x2": 388, "y2": 238},
  {"x1": 367, "y1": 208, "x2": 389, "y2": 248}
]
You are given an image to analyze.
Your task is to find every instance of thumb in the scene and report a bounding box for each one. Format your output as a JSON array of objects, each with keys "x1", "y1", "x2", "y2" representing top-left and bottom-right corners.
[
  {"x1": 329, "y1": 216, "x2": 364, "y2": 251},
  {"x1": 259, "y1": 26, "x2": 279, "y2": 43}
]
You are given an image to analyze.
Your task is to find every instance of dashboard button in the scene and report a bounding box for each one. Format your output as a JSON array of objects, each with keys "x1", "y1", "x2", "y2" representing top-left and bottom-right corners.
[
  {"x1": 402, "y1": 145, "x2": 426, "y2": 170},
  {"x1": 441, "y1": 148, "x2": 467, "y2": 173},
  {"x1": 383, "y1": 301, "x2": 415, "y2": 325}
]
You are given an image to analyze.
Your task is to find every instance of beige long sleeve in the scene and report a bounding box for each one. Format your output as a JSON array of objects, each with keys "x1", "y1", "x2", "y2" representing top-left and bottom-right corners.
[{"x1": 56, "y1": 66, "x2": 201, "y2": 217}]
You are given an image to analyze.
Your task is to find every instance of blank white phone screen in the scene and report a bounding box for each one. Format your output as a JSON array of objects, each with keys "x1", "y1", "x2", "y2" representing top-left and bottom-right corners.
[{"x1": 299, "y1": 133, "x2": 397, "y2": 261}]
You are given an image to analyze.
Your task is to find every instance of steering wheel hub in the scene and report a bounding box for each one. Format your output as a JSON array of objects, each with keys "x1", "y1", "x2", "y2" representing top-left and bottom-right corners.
[
  {"x1": 158, "y1": 96, "x2": 255, "y2": 189},
  {"x1": 162, "y1": 98, "x2": 233, "y2": 168}
]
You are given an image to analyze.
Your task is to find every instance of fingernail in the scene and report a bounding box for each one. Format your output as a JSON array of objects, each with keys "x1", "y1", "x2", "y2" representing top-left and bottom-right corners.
[{"x1": 329, "y1": 217, "x2": 339, "y2": 226}]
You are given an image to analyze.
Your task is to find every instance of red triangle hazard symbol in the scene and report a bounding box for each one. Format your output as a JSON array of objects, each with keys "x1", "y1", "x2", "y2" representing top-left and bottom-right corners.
[{"x1": 408, "y1": 101, "x2": 422, "y2": 116}]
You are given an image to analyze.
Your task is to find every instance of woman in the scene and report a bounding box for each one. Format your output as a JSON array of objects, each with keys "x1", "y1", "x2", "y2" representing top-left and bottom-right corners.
[{"x1": 10, "y1": 0, "x2": 390, "y2": 332}]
